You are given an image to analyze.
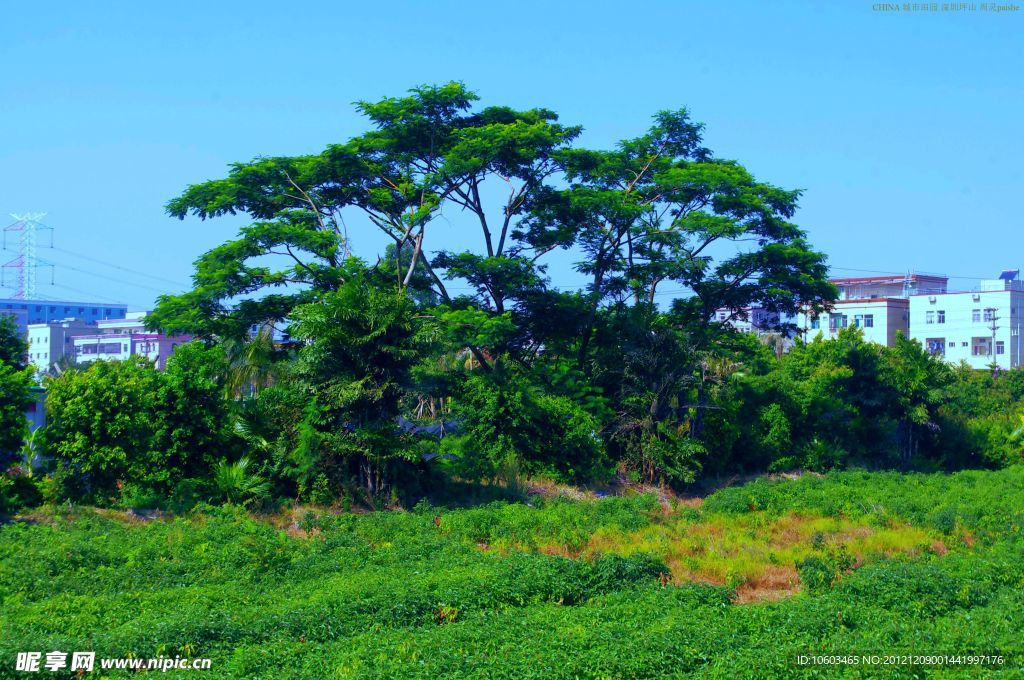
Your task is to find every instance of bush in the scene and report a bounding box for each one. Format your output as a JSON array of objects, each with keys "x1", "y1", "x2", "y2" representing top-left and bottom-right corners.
[
  {"x1": 41, "y1": 347, "x2": 235, "y2": 504},
  {"x1": 0, "y1": 473, "x2": 43, "y2": 514},
  {"x1": 797, "y1": 545, "x2": 854, "y2": 594},
  {"x1": 444, "y1": 368, "x2": 610, "y2": 484}
]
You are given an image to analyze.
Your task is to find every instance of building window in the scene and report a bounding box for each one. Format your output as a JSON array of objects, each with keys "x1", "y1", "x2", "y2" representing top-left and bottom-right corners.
[
  {"x1": 810, "y1": 317, "x2": 820, "y2": 330},
  {"x1": 829, "y1": 313, "x2": 847, "y2": 331},
  {"x1": 854, "y1": 314, "x2": 863, "y2": 328},
  {"x1": 937, "y1": 310, "x2": 945, "y2": 324},
  {"x1": 972, "y1": 309, "x2": 981, "y2": 322},
  {"x1": 972, "y1": 338, "x2": 992, "y2": 356},
  {"x1": 948, "y1": 341, "x2": 955, "y2": 347},
  {"x1": 962, "y1": 342, "x2": 968, "y2": 347},
  {"x1": 863, "y1": 314, "x2": 874, "y2": 328},
  {"x1": 925, "y1": 338, "x2": 945, "y2": 356},
  {"x1": 984, "y1": 309, "x2": 995, "y2": 322},
  {"x1": 997, "y1": 341, "x2": 1005, "y2": 355},
  {"x1": 926, "y1": 311, "x2": 935, "y2": 324}
]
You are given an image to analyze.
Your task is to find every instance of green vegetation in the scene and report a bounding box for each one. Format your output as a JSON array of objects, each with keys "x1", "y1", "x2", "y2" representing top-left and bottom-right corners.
[
  {"x1": 2, "y1": 84, "x2": 1022, "y2": 513},
  {"x1": 3, "y1": 469, "x2": 1023, "y2": 678},
  {"x1": 2, "y1": 82, "x2": 1024, "y2": 676},
  {"x1": 0, "y1": 315, "x2": 32, "y2": 470},
  {"x1": 39, "y1": 344, "x2": 234, "y2": 506},
  {"x1": 135, "y1": 80, "x2": 837, "y2": 502}
]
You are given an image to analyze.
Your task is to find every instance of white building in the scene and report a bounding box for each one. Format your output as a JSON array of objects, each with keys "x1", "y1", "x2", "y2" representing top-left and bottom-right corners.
[
  {"x1": 797, "y1": 297, "x2": 910, "y2": 346},
  {"x1": 26, "y1": 318, "x2": 97, "y2": 373},
  {"x1": 796, "y1": 273, "x2": 944, "y2": 347},
  {"x1": 909, "y1": 273, "x2": 1024, "y2": 369},
  {"x1": 94, "y1": 311, "x2": 149, "y2": 334},
  {"x1": 73, "y1": 320, "x2": 192, "y2": 369}
]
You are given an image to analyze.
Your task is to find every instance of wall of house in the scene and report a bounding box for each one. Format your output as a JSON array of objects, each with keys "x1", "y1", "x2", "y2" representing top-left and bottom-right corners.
[
  {"x1": 909, "y1": 283, "x2": 1024, "y2": 369},
  {"x1": 797, "y1": 299, "x2": 908, "y2": 347},
  {"x1": 26, "y1": 319, "x2": 97, "y2": 373}
]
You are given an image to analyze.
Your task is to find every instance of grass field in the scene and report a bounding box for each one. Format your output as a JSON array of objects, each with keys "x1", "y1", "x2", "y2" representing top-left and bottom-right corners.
[{"x1": 3, "y1": 467, "x2": 1024, "y2": 678}]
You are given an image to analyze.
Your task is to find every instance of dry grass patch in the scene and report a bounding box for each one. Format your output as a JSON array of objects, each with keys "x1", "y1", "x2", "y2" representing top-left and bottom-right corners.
[{"x1": 528, "y1": 510, "x2": 943, "y2": 603}]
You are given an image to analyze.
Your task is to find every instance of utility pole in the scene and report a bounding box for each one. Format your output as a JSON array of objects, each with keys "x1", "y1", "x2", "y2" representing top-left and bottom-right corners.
[{"x1": 986, "y1": 306, "x2": 1000, "y2": 370}]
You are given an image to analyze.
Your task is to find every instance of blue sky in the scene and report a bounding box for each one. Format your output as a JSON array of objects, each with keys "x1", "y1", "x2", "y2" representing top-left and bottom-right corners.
[{"x1": 1, "y1": 0, "x2": 1020, "y2": 310}]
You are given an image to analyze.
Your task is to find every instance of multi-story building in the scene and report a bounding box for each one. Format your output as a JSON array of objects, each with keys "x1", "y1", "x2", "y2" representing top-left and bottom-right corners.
[
  {"x1": 26, "y1": 318, "x2": 97, "y2": 373},
  {"x1": 909, "y1": 272, "x2": 1024, "y2": 369},
  {"x1": 0, "y1": 299, "x2": 128, "y2": 336},
  {"x1": 796, "y1": 273, "x2": 945, "y2": 347},
  {"x1": 798, "y1": 297, "x2": 910, "y2": 346},
  {"x1": 94, "y1": 311, "x2": 148, "y2": 335},
  {"x1": 74, "y1": 330, "x2": 192, "y2": 370}
]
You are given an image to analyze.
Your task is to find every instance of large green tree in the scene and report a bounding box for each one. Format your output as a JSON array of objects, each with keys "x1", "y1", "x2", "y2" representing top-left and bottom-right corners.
[{"x1": 150, "y1": 83, "x2": 835, "y2": 490}]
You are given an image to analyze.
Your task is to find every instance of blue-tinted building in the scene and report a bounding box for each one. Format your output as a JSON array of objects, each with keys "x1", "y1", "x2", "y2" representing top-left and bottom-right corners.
[{"x1": 0, "y1": 298, "x2": 128, "y2": 336}]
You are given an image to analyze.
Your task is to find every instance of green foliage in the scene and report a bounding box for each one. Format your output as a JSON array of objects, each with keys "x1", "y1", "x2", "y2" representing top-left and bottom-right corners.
[
  {"x1": 0, "y1": 316, "x2": 31, "y2": 465},
  {"x1": 148, "y1": 82, "x2": 840, "y2": 496},
  {"x1": 0, "y1": 361, "x2": 32, "y2": 464},
  {"x1": 700, "y1": 328, "x2": 1024, "y2": 475},
  {"x1": 3, "y1": 470, "x2": 1024, "y2": 677},
  {"x1": 0, "y1": 473, "x2": 42, "y2": 514},
  {"x1": 0, "y1": 313, "x2": 26, "y2": 368},
  {"x1": 286, "y1": 261, "x2": 435, "y2": 498},
  {"x1": 796, "y1": 545, "x2": 855, "y2": 594},
  {"x1": 704, "y1": 466, "x2": 1024, "y2": 541},
  {"x1": 211, "y1": 457, "x2": 270, "y2": 507},
  {"x1": 41, "y1": 347, "x2": 235, "y2": 504},
  {"x1": 442, "y1": 366, "x2": 609, "y2": 484}
]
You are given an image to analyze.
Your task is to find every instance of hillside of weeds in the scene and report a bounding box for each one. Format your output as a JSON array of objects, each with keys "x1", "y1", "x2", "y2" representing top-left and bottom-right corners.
[{"x1": 3, "y1": 467, "x2": 1024, "y2": 678}]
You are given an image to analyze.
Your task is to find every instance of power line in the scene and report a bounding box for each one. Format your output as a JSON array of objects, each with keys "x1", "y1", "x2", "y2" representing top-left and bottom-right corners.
[
  {"x1": 49, "y1": 246, "x2": 190, "y2": 288},
  {"x1": 50, "y1": 263, "x2": 175, "y2": 295},
  {"x1": 44, "y1": 282, "x2": 148, "y2": 309}
]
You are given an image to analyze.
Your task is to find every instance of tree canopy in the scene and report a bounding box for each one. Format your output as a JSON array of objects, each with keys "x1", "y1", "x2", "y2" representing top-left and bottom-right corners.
[{"x1": 148, "y1": 82, "x2": 837, "y2": 496}]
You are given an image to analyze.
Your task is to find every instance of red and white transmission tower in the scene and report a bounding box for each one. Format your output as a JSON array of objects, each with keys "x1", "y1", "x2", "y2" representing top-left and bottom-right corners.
[{"x1": 2, "y1": 213, "x2": 53, "y2": 300}]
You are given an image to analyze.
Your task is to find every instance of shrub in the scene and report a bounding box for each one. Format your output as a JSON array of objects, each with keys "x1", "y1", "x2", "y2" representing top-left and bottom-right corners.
[
  {"x1": 444, "y1": 369, "x2": 610, "y2": 484},
  {"x1": 41, "y1": 348, "x2": 234, "y2": 503}
]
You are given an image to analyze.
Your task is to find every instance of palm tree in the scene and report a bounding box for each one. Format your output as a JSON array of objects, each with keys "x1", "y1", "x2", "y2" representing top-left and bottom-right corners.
[
  {"x1": 223, "y1": 323, "x2": 286, "y2": 399},
  {"x1": 212, "y1": 457, "x2": 270, "y2": 506}
]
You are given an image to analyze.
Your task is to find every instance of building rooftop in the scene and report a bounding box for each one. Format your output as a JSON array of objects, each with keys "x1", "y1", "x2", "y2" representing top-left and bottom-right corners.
[
  {"x1": 0, "y1": 298, "x2": 128, "y2": 307},
  {"x1": 830, "y1": 273, "x2": 948, "y2": 286},
  {"x1": 829, "y1": 297, "x2": 909, "y2": 305}
]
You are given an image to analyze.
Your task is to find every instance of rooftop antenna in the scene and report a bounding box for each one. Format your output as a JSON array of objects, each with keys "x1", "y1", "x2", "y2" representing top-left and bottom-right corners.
[{"x1": 2, "y1": 213, "x2": 54, "y2": 299}]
